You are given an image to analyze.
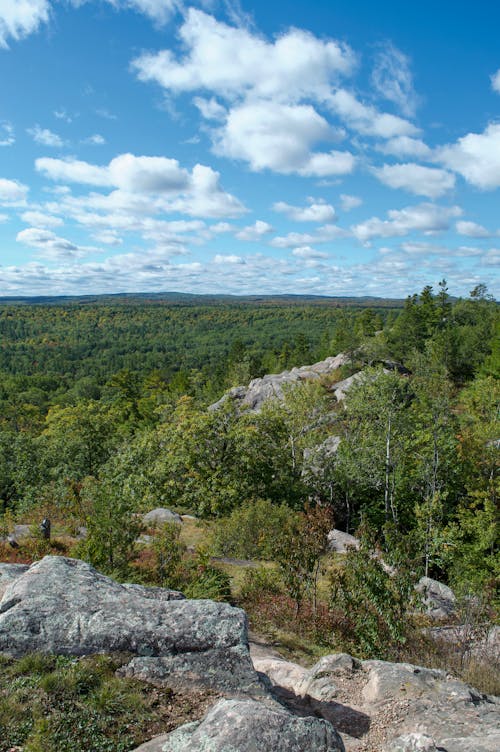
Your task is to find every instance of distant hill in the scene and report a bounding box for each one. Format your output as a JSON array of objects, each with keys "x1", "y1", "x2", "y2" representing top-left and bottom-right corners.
[{"x1": 0, "y1": 291, "x2": 404, "y2": 308}]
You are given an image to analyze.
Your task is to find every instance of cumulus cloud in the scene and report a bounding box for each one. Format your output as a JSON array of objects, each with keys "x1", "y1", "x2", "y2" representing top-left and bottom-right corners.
[
  {"x1": 326, "y1": 89, "x2": 418, "y2": 138},
  {"x1": 437, "y1": 123, "x2": 500, "y2": 190},
  {"x1": 0, "y1": 121, "x2": 15, "y2": 146},
  {"x1": 291, "y1": 245, "x2": 328, "y2": 259},
  {"x1": 373, "y1": 163, "x2": 455, "y2": 198},
  {"x1": 16, "y1": 227, "x2": 97, "y2": 260},
  {"x1": 0, "y1": 0, "x2": 50, "y2": 48},
  {"x1": 371, "y1": 42, "x2": 419, "y2": 117},
  {"x1": 352, "y1": 203, "x2": 462, "y2": 243},
  {"x1": 35, "y1": 153, "x2": 246, "y2": 218},
  {"x1": 456, "y1": 220, "x2": 491, "y2": 238},
  {"x1": 273, "y1": 199, "x2": 336, "y2": 222},
  {"x1": 0, "y1": 177, "x2": 29, "y2": 204},
  {"x1": 27, "y1": 124, "x2": 65, "y2": 147},
  {"x1": 271, "y1": 224, "x2": 346, "y2": 248},
  {"x1": 213, "y1": 254, "x2": 244, "y2": 264},
  {"x1": 83, "y1": 134, "x2": 106, "y2": 145},
  {"x1": 376, "y1": 136, "x2": 431, "y2": 159},
  {"x1": 236, "y1": 220, "x2": 273, "y2": 241},
  {"x1": 0, "y1": 1, "x2": 179, "y2": 49},
  {"x1": 340, "y1": 194, "x2": 362, "y2": 211},
  {"x1": 132, "y1": 9, "x2": 355, "y2": 101},
  {"x1": 133, "y1": 10, "x2": 418, "y2": 174},
  {"x1": 21, "y1": 210, "x2": 64, "y2": 227},
  {"x1": 213, "y1": 100, "x2": 354, "y2": 176},
  {"x1": 193, "y1": 96, "x2": 226, "y2": 121},
  {"x1": 491, "y1": 69, "x2": 500, "y2": 94}
]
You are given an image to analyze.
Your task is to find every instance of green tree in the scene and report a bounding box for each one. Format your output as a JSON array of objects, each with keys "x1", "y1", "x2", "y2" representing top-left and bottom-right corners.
[{"x1": 77, "y1": 476, "x2": 142, "y2": 578}]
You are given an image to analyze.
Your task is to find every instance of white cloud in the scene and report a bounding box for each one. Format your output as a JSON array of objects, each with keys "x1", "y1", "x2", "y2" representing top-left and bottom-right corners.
[
  {"x1": 371, "y1": 42, "x2": 419, "y2": 117},
  {"x1": 132, "y1": 9, "x2": 355, "y2": 101},
  {"x1": 271, "y1": 223, "x2": 345, "y2": 248},
  {"x1": 91, "y1": 230, "x2": 123, "y2": 246},
  {"x1": 16, "y1": 227, "x2": 97, "y2": 260},
  {"x1": 36, "y1": 154, "x2": 246, "y2": 219},
  {"x1": 491, "y1": 69, "x2": 500, "y2": 94},
  {"x1": 193, "y1": 96, "x2": 226, "y2": 121},
  {"x1": 54, "y1": 108, "x2": 73, "y2": 123},
  {"x1": 36, "y1": 157, "x2": 112, "y2": 186},
  {"x1": 0, "y1": 177, "x2": 29, "y2": 204},
  {"x1": 21, "y1": 210, "x2": 63, "y2": 227},
  {"x1": 352, "y1": 203, "x2": 462, "y2": 243},
  {"x1": 0, "y1": 0, "x2": 49, "y2": 48},
  {"x1": 27, "y1": 124, "x2": 65, "y2": 147},
  {"x1": 273, "y1": 199, "x2": 336, "y2": 223},
  {"x1": 373, "y1": 163, "x2": 455, "y2": 198},
  {"x1": 481, "y1": 248, "x2": 500, "y2": 266},
  {"x1": 376, "y1": 136, "x2": 431, "y2": 159},
  {"x1": 0, "y1": 1, "x2": 178, "y2": 50},
  {"x1": 115, "y1": 0, "x2": 180, "y2": 24},
  {"x1": 291, "y1": 246, "x2": 328, "y2": 259},
  {"x1": 456, "y1": 220, "x2": 491, "y2": 238},
  {"x1": 213, "y1": 254, "x2": 244, "y2": 264},
  {"x1": 438, "y1": 123, "x2": 500, "y2": 190},
  {"x1": 236, "y1": 220, "x2": 273, "y2": 241},
  {"x1": 83, "y1": 133, "x2": 106, "y2": 145},
  {"x1": 327, "y1": 89, "x2": 418, "y2": 138},
  {"x1": 340, "y1": 193, "x2": 362, "y2": 211},
  {"x1": 214, "y1": 100, "x2": 354, "y2": 176},
  {"x1": 0, "y1": 121, "x2": 15, "y2": 146}
]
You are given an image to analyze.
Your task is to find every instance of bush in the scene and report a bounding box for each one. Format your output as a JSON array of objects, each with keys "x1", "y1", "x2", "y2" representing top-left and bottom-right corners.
[
  {"x1": 211, "y1": 499, "x2": 291, "y2": 560},
  {"x1": 329, "y1": 534, "x2": 416, "y2": 660}
]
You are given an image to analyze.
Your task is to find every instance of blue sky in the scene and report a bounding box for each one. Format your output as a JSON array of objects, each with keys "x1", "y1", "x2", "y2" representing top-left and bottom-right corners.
[{"x1": 0, "y1": 0, "x2": 499, "y2": 298}]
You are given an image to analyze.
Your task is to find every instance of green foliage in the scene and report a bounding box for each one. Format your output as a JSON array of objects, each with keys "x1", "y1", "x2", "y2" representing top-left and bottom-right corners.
[
  {"x1": 211, "y1": 499, "x2": 291, "y2": 560},
  {"x1": 444, "y1": 490, "x2": 499, "y2": 596},
  {"x1": 151, "y1": 522, "x2": 186, "y2": 588},
  {"x1": 329, "y1": 529, "x2": 416, "y2": 659},
  {"x1": 75, "y1": 477, "x2": 142, "y2": 578},
  {"x1": 180, "y1": 549, "x2": 232, "y2": 601},
  {"x1": 273, "y1": 503, "x2": 333, "y2": 613},
  {"x1": 0, "y1": 653, "x2": 184, "y2": 752}
]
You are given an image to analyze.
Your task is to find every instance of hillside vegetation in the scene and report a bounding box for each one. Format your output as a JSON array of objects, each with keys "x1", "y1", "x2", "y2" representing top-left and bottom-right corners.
[{"x1": 0, "y1": 283, "x2": 498, "y2": 680}]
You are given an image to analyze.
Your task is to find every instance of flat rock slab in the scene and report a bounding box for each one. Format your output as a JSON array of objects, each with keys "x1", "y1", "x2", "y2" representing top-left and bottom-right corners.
[
  {"x1": 158, "y1": 698, "x2": 345, "y2": 752},
  {"x1": 0, "y1": 556, "x2": 262, "y2": 695}
]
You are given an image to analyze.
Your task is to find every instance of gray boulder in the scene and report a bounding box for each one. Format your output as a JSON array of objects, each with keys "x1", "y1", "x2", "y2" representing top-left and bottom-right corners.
[
  {"x1": 159, "y1": 698, "x2": 345, "y2": 752},
  {"x1": 143, "y1": 508, "x2": 182, "y2": 526},
  {"x1": 415, "y1": 576, "x2": 456, "y2": 619},
  {"x1": 0, "y1": 562, "x2": 29, "y2": 599},
  {"x1": 209, "y1": 353, "x2": 350, "y2": 413},
  {"x1": 0, "y1": 556, "x2": 262, "y2": 695},
  {"x1": 327, "y1": 529, "x2": 360, "y2": 554}
]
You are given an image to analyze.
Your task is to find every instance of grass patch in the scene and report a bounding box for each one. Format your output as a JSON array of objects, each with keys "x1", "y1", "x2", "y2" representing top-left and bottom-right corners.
[{"x1": 0, "y1": 653, "x2": 218, "y2": 752}]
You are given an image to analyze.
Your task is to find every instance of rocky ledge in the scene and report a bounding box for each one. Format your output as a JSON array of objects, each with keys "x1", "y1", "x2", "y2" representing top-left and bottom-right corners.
[
  {"x1": 1, "y1": 557, "x2": 498, "y2": 752},
  {"x1": 253, "y1": 651, "x2": 500, "y2": 751},
  {"x1": 0, "y1": 556, "x2": 261, "y2": 696}
]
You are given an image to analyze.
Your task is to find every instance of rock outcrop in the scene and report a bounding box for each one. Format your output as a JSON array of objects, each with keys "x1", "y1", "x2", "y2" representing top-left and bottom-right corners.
[
  {"x1": 143, "y1": 508, "x2": 182, "y2": 526},
  {"x1": 415, "y1": 576, "x2": 456, "y2": 619},
  {"x1": 156, "y1": 698, "x2": 345, "y2": 752},
  {"x1": 327, "y1": 529, "x2": 361, "y2": 553},
  {"x1": 252, "y1": 651, "x2": 500, "y2": 752},
  {"x1": 209, "y1": 353, "x2": 350, "y2": 413},
  {"x1": 0, "y1": 556, "x2": 262, "y2": 696},
  {"x1": 0, "y1": 562, "x2": 29, "y2": 598}
]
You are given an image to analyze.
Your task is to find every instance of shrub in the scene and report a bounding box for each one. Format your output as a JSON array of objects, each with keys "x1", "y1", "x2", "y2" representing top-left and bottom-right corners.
[{"x1": 211, "y1": 499, "x2": 291, "y2": 560}]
